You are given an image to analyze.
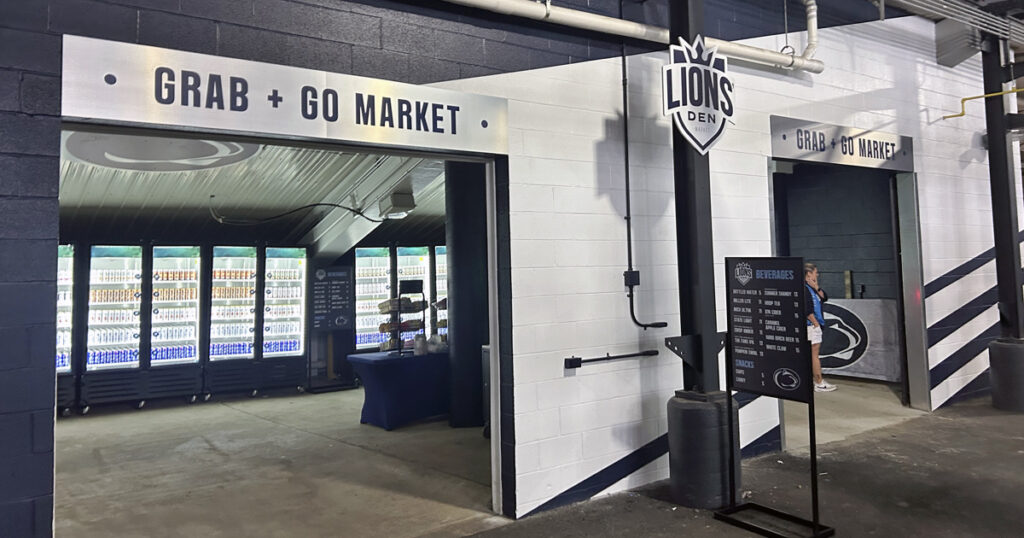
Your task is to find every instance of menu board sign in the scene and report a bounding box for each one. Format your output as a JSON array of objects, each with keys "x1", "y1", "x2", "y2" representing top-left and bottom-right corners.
[
  {"x1": 725, "y1": 257, "x2": 812, "y2": 403},
  {"x1": 311, "y1": 266, "x2": 353, "y2": 331}
]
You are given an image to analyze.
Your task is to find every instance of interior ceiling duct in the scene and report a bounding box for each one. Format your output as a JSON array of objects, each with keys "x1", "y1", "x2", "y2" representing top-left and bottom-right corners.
[{"x1": 884, "y1": 0, "x2": 1024, "y2": 44}]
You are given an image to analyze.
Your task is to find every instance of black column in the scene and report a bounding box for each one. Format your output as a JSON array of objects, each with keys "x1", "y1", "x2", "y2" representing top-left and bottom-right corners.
[
  {"x1": 445, "y1": 161, "x2": 489, "y2": 427},
  {"x1": 982, "y1": 35, "x2": 1024, "y2": 412},
  {"x1": 670, "y1": 1, "x2": 719, "y2": 393},
  {"x1": 981, "y1": 35, "x2": 1024, "y2": 339}
]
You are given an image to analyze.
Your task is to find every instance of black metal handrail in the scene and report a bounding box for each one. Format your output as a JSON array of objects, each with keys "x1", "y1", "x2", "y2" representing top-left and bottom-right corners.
[{"x1": 564, "y1": 349, "x2": 659, "y2": 369}]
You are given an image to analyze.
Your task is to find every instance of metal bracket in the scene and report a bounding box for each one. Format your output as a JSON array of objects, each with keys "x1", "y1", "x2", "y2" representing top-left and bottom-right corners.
[{"x1": 665, "y1": 332, "x2": 727, "y2": 371}]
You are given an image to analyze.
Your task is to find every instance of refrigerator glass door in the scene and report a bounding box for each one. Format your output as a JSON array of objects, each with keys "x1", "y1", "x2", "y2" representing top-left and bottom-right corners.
[
  {"x1": 151, "y1": 246, "x2": 201, "y2": 366},
  {"x1": 264, "y1": 247, "x2": 306, "y2": 357},
  {"x1": 56, "y1": 245, "x2": 74, "y2": 373},
  {"x1": 397, "y1": 247, "x2": 431, "y2": 342},
  {"x1": 355, "y1": 248, "x2": 390, "y2": 350},
  {"x1": 210, "y1": 246, "x2": 258, "y2": 360},
  {"x1": 435, "y1": 246, "x2": 447, "y2": 338},
  {"x1": 86, "y1": 245, "x2": 143, "y2": 371}
]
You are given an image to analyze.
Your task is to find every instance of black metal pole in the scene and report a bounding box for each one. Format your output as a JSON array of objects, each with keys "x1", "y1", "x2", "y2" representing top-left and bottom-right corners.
[
  {"x1": 670, "y1": 0, "x2": 719, "y2": 393},
  {"x1": 981, "y1": 34, "x2": 1024, "y2": 339},
  {"x1": 726, "y1": 357, "x2": 736, "y2": 509},
  {"x1": 809, "y1": 395, "x2": 820, "y2": 534}
]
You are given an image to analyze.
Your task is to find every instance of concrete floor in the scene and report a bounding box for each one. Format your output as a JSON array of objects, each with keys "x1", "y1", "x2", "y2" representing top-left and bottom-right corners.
[
  {"x1": 55, "y1": 389, "x2": 507, "y2": 537},
  {"x1": 783, "y1": 377, "x2": 926, "y2": 453},
  {"x1": 475, "y1": 397, "x2": 1024, "y2": 537}
]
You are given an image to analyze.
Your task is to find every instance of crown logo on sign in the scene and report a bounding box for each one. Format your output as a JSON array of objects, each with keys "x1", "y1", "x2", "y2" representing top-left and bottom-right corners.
[{"x1": 671, "y1": 35, "x2": 724, "y2": 71}]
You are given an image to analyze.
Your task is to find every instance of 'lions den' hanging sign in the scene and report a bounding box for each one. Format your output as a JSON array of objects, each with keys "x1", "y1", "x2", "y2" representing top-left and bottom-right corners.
[{"x1": 662, "y1": 36, "x2": 735, "y2": 155}]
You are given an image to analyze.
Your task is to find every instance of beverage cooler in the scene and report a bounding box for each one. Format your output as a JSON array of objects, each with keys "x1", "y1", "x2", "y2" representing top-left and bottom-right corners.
[
  {"x1": 260, "y1": 247, "x2": 309, "y2": 390},
  {"x1": 355, "y1": 248, "x2": 391, "y2": 350},
  {"x1": 79, "y1": 245, "x2": 146, "y2": 410},
  {"x1": 151, "y1": 247, "x2": 201, "y2": 367},
  {"x1": 56, "y1": 245, "x2": 76, "y2": 414},
  {"x1": 434, "y1": 246, "x2": 448, "y2": 338},
  {"x1": 353, "y1": 245, "x2": 446, "y2": 353},
  {"x1": 205, "y1": 246, "x2": 259, "y2": 394}
]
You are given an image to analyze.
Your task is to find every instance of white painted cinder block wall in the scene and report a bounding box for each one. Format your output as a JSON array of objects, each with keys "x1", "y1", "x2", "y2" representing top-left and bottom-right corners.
[{"x1": 437, "y1": 15, "x2": 991, "y2": 517}]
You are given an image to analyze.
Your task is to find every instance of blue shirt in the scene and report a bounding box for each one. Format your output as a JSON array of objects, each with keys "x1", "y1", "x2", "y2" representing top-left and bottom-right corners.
[{"x1": 805, "y1": 283, "x2": 826, "y2": 327}]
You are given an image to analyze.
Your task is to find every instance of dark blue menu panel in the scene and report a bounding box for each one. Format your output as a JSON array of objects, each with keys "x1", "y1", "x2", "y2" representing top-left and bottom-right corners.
[
  {"x1": 311, "y1": 266, "x2": 353, "y2": 331},
  {"x1": 725, "y1": 257, "x2": 812, "y2": 403}
]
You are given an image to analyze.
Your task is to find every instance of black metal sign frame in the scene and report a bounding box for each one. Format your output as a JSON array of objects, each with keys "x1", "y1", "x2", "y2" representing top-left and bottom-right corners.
[
  {"x1": 715, "y1": 257, "x2": 834, "y2": 538},
  {"x1": 310, "y1": 265, "x2": 354, "y2": 332}
]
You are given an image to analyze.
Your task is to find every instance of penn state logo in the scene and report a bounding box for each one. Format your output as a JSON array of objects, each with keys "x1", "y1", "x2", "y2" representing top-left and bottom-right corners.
[
  {"x1": 662, "y1": 35, "x2": 735, "y2": 155},
  {"x1": 820, "y1": 303, "x2": 869, "y2": 369},
  {"x1": 773, "y1": 368, "x2": 801, "y2": 391},
  {"x1": 734, "y1": 262, "x2": 753, "y2": 286},
  {"x1": 64, "y1": 131, "x2": 259, "y2": 172}
]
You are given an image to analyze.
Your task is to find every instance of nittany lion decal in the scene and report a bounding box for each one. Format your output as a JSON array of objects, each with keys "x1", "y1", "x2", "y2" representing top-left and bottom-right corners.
[
  {"x1": 821, "y1": 303, "x2": 869, "y2": 369},
  {"x1": 662, "y1": 35, "x2": 735, "y2": 154}
]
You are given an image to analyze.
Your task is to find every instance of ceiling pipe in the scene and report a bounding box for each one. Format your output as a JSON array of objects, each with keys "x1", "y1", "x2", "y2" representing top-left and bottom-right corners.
[{"x1": 436, "y1": 0, "x2": 826, "y2": 73}]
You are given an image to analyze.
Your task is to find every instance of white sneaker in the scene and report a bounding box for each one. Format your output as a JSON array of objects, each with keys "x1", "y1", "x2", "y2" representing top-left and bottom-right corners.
[{"x1": 814, "y1": 381, "x2": 837, "y2": 392}]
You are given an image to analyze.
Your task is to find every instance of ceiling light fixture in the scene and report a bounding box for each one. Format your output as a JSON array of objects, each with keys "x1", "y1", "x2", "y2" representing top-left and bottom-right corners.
[{"x1": 379, "y1": 192, "x2": 415, "y2": 220}]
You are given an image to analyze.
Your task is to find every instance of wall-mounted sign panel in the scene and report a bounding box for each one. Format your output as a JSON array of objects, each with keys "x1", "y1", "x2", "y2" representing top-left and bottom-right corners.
[
  {"x1": 61, "y1": 35, "x2": 508, "y2": 155},
  {"x1": 770, "y1": 115, "x2": 914, "y2": 172},
  {"x1": 311, "y1": 266, "x2": 354, "y2": 332}
]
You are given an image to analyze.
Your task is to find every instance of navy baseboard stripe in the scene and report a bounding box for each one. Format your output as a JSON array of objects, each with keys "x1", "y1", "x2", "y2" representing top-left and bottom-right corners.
[
  {"x1": 741, "y1": 425, "x2": 781, "y2": 458},
  {"x1": 523, "y1": 433, "x2": 668, "y2": 517},
  {"x1": 926, "y1": 287, "x2": 997, "y2": 347},
  {"x1": 522, "y1": 393, "x2": 767, "y2": 517},
  {"x1": 923, "y1": 230, "x2": 1024, "y2": 298},
  {"x1": 939, "y1": 369, "x2": 991, "y2": 408},
  {"x1": 929, "y1": 322, "x2": 999, "y2": 389}
]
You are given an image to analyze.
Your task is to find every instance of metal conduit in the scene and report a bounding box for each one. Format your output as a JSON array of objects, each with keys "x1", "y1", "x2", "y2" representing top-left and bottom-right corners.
[{"x1": 437, "y1": 0, "x2": 826, "y2": 73}]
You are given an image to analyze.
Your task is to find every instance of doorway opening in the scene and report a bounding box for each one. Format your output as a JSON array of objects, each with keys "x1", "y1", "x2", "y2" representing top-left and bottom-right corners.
[
  {"x1": 771, "y1": 160, "x2": 926, "y2": 452},
  {"x1": 54, "y1": 125, "x2": 508, "y2": 536}
]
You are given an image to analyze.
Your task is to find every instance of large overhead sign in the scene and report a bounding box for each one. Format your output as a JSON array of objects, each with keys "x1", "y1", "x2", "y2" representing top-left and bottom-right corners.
[
  {"x1": 662, "y1": 36, "x2": 735, "y2": 155},
  {"x1": 770, "y1": 115, "x2": 914, "y2": 171},
  {"x1": 61, "y1": 35, "x2": 508, "y2": 155}
]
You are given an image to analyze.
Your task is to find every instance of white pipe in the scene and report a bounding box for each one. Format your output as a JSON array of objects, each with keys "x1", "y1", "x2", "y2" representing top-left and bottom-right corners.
[{"x1": 437, "y1": 0, "x2": 825, "y2": 73}]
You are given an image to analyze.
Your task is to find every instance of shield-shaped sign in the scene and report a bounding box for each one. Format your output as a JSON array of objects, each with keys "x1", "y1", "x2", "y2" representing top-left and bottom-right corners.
[{"x1": 662, "y1": 35, "x2": 735, "y2": 155}]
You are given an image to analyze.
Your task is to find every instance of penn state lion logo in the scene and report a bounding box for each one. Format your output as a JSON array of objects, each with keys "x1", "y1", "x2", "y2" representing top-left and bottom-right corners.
[
  {"x1": 734, "y1": 262, "x2": 753, "y2": 286},
  {"x1": 821, "y1": 303, "x2": 869, "y2": 369},
  {"x1": 663, "y1": 36, "x2": 735, "y2": 155}
]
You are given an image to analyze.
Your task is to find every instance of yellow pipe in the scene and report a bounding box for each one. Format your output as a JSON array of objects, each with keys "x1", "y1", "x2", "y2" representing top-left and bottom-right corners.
[{"x1": 943, "y1": 88, "x2": 1024, "y2": 119}]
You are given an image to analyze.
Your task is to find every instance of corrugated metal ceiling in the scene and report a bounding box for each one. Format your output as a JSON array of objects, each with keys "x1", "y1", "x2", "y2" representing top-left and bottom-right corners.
[{"x1": 59, "y1": 130, "x2": 446, "y2": 258}]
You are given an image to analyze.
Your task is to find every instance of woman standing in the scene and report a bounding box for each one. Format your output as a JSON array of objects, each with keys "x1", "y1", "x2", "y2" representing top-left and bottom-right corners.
[{"x1": 805, "y1": 263, "x2": 837, "y2": 392}]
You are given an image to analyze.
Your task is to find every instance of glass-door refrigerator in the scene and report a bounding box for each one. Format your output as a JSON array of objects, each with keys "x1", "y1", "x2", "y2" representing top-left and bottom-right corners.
[
  {"x1": 210, "y1": 246, "x2": 257, "y2": 360},
  {"x1": 56, "y1": 245, "x2": 74, "y2": 374},
  {"x1": 151, "y1": 246, "x2": 201, "y2": 366},
  {"x1": 86, "y1": 246, "x2": 143, "y2": 371},
  {"x1": 434, "y1": 246, "x2": 448, "y2": 338},
  {"x1": 264, "y1": 247, "x2": 306, "y2": 357},
  {"x1": 397, "y1": 247, "x2": 431, "y2": 342},
  {"x1": 355, "y1": 248, "x2": 391, "y2": 350}
]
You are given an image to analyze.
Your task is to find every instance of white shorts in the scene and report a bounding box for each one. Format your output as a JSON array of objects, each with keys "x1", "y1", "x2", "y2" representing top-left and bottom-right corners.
[{"x1": 808, "y1": 325, "x2": 822, "y2": 345}]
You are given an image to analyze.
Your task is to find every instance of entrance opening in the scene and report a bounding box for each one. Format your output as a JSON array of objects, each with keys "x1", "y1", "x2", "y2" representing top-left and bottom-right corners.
[
  {"x1": 55, "y1": 126, "x2": 503, "y2": 535},
  {"x1": 771, "y1": 160, "x2": 925, "y2": 452}
]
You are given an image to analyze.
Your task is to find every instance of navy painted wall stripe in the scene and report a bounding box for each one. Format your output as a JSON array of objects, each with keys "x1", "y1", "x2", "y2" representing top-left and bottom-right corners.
[
  {"x1": 926, "y1": 287, "x2": 998, "y2": 347},
  {"x1": 923, "y1": 230, "x2": 1024, "y2": 298},
  {"x1": 924, "y1": 248, "x2": 996, "y2": 298},
  {"x1": 523, "y1": 433, "x2": 668, "y2": 517},
  {"x1": 941, "y1": 369, "x2": 991, "y2": 407},
  {"x1": 741, "y1": 424, "x2": 781, "y2": 458},
  {"x1": 522, "y1": 394, "x2": 767, "y2": 517},
  {"x1": 929, "y1": 323, "x2": 1000, "y2": 389}
]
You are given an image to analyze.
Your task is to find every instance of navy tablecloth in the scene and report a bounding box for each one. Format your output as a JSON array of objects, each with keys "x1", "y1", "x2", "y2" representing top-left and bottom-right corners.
[{"x1": 346, "y1": 351, "x2": 450, "y2": 430}]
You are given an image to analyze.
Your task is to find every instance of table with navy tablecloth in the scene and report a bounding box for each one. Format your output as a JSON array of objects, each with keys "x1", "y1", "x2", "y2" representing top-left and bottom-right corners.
[{"x1": 346, "y1": 351, "x2": 450, "y2": 430}]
